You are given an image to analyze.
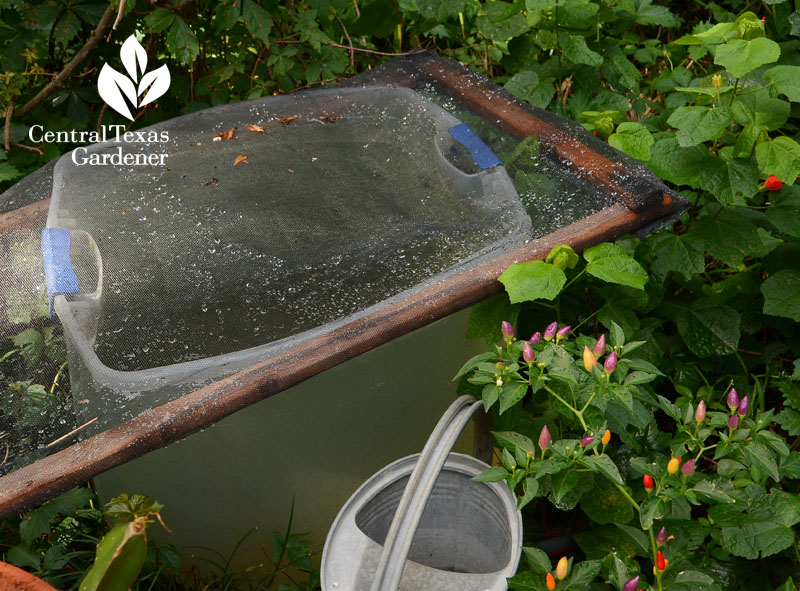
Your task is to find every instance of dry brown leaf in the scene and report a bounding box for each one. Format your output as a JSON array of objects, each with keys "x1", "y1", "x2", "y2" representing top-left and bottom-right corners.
[
  {"x1": 234, "y1": 155, "x2": 249, "y2": 166},
  {"x1": 276, "y1": 115, "x2": 299, "y2": 127},
  {"x1": 216, "y1": 127, "x2": 236, "y2": 140},
  {"x1": 320, "y1": 112, "x2": 341, "y2": 124},
  {"x1": 202, "y1": 178, "x2": 219, "y2": 186},
  {"x1": 247, "y1": 124, "x2": 266, "y2": 133}
]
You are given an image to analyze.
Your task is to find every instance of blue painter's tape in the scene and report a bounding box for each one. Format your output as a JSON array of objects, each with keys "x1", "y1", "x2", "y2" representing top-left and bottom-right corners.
[
  {"x1": 42, "y1": 228, "x2": 79, "y2": 315},
  {"x1": 447, "y1": 123, "x2": 503, "y2": 170}
]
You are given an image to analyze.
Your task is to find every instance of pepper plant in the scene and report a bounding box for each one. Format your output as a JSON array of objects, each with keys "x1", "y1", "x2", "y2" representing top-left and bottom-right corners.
[{"x1": 457, "y1": 311, "x2": 800, "y2": 590}]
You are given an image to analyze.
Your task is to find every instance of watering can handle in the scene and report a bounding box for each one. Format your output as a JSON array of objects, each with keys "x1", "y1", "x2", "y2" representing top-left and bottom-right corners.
[{"x1": 369, "y1": 395, "x2": 484, "y2": 591}]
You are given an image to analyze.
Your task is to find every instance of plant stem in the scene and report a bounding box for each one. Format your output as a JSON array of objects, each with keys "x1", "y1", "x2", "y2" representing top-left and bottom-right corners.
[
  {"x1": 613, "y1": 482, "x2": 640, "y2": 512},
  {"x1": 572, "y1": 306, "x2": 603, "y2": 332},
  {"x1": 728, "y1": 78, "x2": 740, "y2": 107},
  {"x1": 50, "y1": 362, "x2": 68, "y2": 395},
  {"x1": 543, "y1": 383, "x2": 588, "y2": 431},
  {"x1": 734, "y1": 352, "x2": 749, "y2": 380},
  {"x1": 580, "y1": 391, "x2": 596, "y2": 413},
  {"x1": 562, "y1": 268, "x2": 587, "y2": 292},
  {"x1": 648, "y1": 526, "x2": 664, "y2": 591}
]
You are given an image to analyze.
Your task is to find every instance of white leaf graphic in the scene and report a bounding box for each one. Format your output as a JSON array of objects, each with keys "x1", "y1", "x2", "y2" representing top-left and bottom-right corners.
[
  {"x1": 120, "y1": 35, "x2": 147, "y2": 82},
  {"x1": 138, "y1": 64, "x2": 171, "y2": 107},
  {"x1": 98, "y1": 63, "x2": 137, "y2": 120}
]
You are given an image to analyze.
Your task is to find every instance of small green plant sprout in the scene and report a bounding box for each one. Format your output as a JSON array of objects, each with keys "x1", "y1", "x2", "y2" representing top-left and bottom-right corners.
[{"x1": 79, "y1": 494, "x2": 168, "y2": 591}]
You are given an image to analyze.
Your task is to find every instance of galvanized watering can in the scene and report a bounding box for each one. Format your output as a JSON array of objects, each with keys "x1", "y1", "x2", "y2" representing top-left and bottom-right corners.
[{"x1": 322, "y1": 395, "x2": 522, "y2": 591}]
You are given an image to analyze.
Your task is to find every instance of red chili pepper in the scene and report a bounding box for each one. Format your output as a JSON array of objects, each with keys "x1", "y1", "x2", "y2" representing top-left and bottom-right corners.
[
  {"x1": 657, "y1": 550, "x2": 667, "y2": 571},
  {"x1": 765, "y1": 174, "x2": 783, "y2": 191},
  {"x1": 643, "y1": 474, "x2": 654, "y2": 490}
]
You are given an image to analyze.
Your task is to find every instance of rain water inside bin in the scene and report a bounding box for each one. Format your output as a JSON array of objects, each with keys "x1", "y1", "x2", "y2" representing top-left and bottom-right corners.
[
  {"x1": 354, "y1": 469, "x2": 512, "y2": 574},
  {"x1": 50, "y1": 87, "x2": 529, "y2": 372}
]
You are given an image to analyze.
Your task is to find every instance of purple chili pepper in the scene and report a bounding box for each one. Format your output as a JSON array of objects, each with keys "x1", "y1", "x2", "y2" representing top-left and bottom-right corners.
[
  {"x1": 523, "y1": 342, "x2": 536, "y2": 363},
  {"x1": 604, "y1": 351, "x2": 618, "y2": 373},
  {"x1": 544, "y1": 322, "x2": 558, "y2": 341},
  {"x1": 727, "y1": 388, "x2": 739, "y2": 411},
  {"x1": 681, "y1": 459, "x2": 695, "y2": 476},
  {"x1": 501, "y1": 321, "x2": 514, "y2": 340},
  {"x1": 738, "y1": 395, "x2": 749, "y2": 417},
  {"x1": 623, "y1": 576, "x2": 640, "y2": 591},
  {"x1": 695, "y1": 400, "x2": 706, "y2": 422},
  {"x1": 539, "y1": 425, "x2": 552, "y2": 451},
  {"x1": 593, "y1": 334, "x2": 606, "y2": 357}
]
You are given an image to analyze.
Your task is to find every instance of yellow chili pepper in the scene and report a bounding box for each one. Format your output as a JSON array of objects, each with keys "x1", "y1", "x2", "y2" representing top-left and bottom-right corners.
[
  {"x1": 556, "y1": 556, "x2": 569, "y2": 580},
  {"x1": 583, "y1": 346, "x2": 597, "y2": 372}
]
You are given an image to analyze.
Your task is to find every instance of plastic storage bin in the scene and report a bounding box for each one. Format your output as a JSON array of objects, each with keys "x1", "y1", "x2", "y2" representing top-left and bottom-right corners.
[{"x1": 45, "y1": 85, "x2": 528, "y2": 431}]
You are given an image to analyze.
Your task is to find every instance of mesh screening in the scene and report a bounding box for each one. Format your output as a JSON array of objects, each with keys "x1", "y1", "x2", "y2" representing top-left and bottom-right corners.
[
  {"x1": 415, "y1": 92, "x2": 616, "y2": 237},
  {"x1": 47, "y1": 85, "x2": 530, "y2": 430},
  {"x1": 0, "y1": 159, "x2": 55, "y2": 215},
  {"x1": 0, "y1": 217, "x2": 77, "y2": 473},
  {"x1": 345, "y1": 53, "x2": 674, "y2": 230},
  {"x1": 0, "y1": 53, "x2": 685, "y2": 473}
]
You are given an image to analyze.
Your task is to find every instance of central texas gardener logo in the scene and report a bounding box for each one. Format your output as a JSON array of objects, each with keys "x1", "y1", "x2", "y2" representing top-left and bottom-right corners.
[{"x1": 98, "y1": 35, "x2": 170, "y2": 121}]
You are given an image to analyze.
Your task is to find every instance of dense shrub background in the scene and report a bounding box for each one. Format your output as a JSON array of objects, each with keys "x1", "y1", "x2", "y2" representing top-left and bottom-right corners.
[{"x1": 2, "y1": 0, "x2": 800, "y2": 589}]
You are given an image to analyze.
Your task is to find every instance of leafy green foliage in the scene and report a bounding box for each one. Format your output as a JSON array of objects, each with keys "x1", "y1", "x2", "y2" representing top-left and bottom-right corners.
[
  {"x1": 1, "y1": 486, "x2": 320, "y2": 590},
  {"x1": 667, "y1": 105, "x2": 732, "y2": 148},
  {"x1": 457, "y1": 4, "x2": 800, "y2": 573},
  {"x1": 1, "y1": 322, "x2": 70, "y2": 464},
  {"x1": 709, "y1": 486, "x2": 800, "y2": 559},
  {"x1": 608, "y1": 122, "x2": 653, "y2": 161},
  {"x1": 500, "y1": 260, "x2": 567, "y2": 303},
  {"x1": 3, "y1": 0, "x2": 800, "y2": 589},
  {"x1": 761, "y1": 270, "x2": 800, "y2": 321},
  {"x1": 714, "y1": 38, "x2": 780, "y2": 77},
  {"x1": 104, "y1": 493, "x2": 165, "y2": 526}
]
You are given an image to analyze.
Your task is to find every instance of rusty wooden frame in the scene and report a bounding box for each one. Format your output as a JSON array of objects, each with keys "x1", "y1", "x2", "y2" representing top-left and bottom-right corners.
[{"x1": 0, "y1": 53, "x2": 683, "y2": 517}]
